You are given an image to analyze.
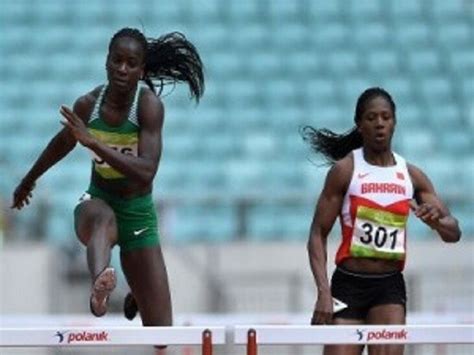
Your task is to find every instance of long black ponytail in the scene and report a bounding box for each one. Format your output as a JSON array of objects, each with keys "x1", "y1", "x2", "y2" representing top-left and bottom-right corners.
[
  {"x1": 301, "y1": 87, "x2": 396, "y2": 165},
  {"x1": 109, "y1": 28, "x2": 205, "y2": 102}
]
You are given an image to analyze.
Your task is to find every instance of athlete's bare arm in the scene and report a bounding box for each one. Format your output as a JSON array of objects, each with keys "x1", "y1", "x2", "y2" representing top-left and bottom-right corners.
[
  {"x1": 308, "y1": 155, "x2": 352, "y2": 324},
  {"x1": 408, "y1": 164, "x2": 461, "y2": 243},
  {"x1": 59, "y1": 88, "x2": 163, "y2": 186},
  {"x1": 11, "y1": 92, "x2": 96, "y2": 210}
]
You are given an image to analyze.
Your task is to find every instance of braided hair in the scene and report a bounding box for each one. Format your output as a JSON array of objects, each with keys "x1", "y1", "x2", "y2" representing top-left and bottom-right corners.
[
  {"x1": 301, "y1": 87, "x2": 396, "y2": 165},
  {"x1": 109, "y1": 28, "x2": 205, "y2": 102}
]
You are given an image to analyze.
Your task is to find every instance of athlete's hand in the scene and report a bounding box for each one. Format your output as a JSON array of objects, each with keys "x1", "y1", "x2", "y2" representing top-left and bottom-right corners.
[
  {"x1": 410, "y1": 200, "x2": 443, "y2": 229},
  {"x1": 60, "y1": 105, "x2": 96, "y2": 147},
  {"x1": 11, "y1": 179, "x2": 36, "y2": 210},
  {"x1": 311, "y1": 291, "x2": 333, "y2": 325}
]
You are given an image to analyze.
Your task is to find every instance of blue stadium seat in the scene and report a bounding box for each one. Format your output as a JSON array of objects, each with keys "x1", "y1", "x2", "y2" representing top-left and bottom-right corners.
[
  {"x1": 30, "y1": 26, "x2": 71, "y2": 53},
  {"x1": 301, "y1": 105, "x2": 348, "y2": 133},
  {"x1": 248, "y1": 203, "x2": 312, "y2": 241},
  {"x1": 72, "y1": 25, "x2": 109, "y2": 52},
  {"x1": 398, "y1": 130, "x2": 435, "y2": 157},
  {"x1": 224, "y1": 79, "x2": 261, "y2": 108},
  {"x1": 226, "y1": 1, "x2": 260, "y2": 22},
  {"x1": 419, "y1": 77, "x2": 453, "y2": 103},
  {"x1": 279, "y1": 133, "x2": 308, "y2": 160},
  {"x1": 407, "y1": 49, "x2": 442, "y2": 75},
  {"x1": 155, "y1": 163, "x2": 188, "y2": 197},
  {"x1": 381, "y1": 76, "x2": 414, "y2": 104},
  {"x1": 284, "y1": 50, "x2": 321, "y2": 78},
  {"x1": 1, "y1": 1, "x2": 35, "y2": 28},
  {"x1": 420, "y1": 156, "x2": 459, "y2": 195},
  {"x1": 426, "y1": 103, "x2": 463, "y2": 130},
  {"x1": 224, "y1": 159, "x2": 267, "y2": 196},
  {"x1": 395, "y1": 103, "x2": 424, "y2": 132},
  {"x1": 189, "y1": 23, "x2": 228, "y2": 53},
  {"x1": 247, "y1": 51, "x2": 283, "y2": 78},
  {"x1": 266, "y1": 0, "x2": 302, "y2": 21},
  {"x1": 65, "y1": 2, "x2": 107, "y2": 24},
  {"x1": 340, "y1": 77, "x2": 373, "y2": 104},
  {"x1": 325, "y1": 50, "x2": 360, "y2": 76},
  {"x1": 460, "y1": 77, "x2": 474, "y2": 103},
  {"x1": 206, "y1": 51, "x2": 246, "y2": 79},
  {"x1": 47, "y1": 208, "x2": 75, "y2": 246},
  {"x1": 395, "y1": 22, "x2": 431, "y2": 47},
  {"x1": 224, "y1": 107, "x2": 268, "y2": 131},
  {"x1": 438, "y1": 129, "x2": 472, "y2": 154},
  {"x1": 270, "y1": 22, "x2": 308, "y2": 50},
  {"x1": 346, "y1": 0, "x2": 383, "y2": 19},
  {"x1": 436, "y1": 22, "x2": 472, "y2": 50},
  {"x1": 430, "y1": 0, "x2": 470, "y2": 18},
  {"x1": 305, "y1": 79, "x2": 337, "y2": 104},
  {"x1": 407, "y1": 217, "x2": 431, "y2": 239},
  {"x1": 187, "y1": 0, "x2": 221, "y2": 19},
  {"x1": 468, "y1": 103, "x2": 474, "y2": 128},
  {"x1": 200, "y1": 133, "x2": 239, "y2": 159},
  {"x1": 449, "y1": 50, "x2": 474, "y2": 75},
  {"x1": 242, "y1": 133, "x2": 276, "y2": 158},
  {"x1": 366, "y1": 49, "x2": 400, "y2": 74},
  {"x1": 228, "y1": 23, "x2": 268, "y2": 51},
  {"x1": 262, "y1": 79, "x2": 300, "y2": 107},
  {"x1": 308, "y1": 0, "x2": 344, "y2": 20},
  {"x1": 247, "y1": 205, "x2": 283, "y2": 240},
  {"x1": 264, "y1": 106, "x2": 305, "y2": 133},
  {"x1": 4, "y1": 54, "x2": 41, "y2": 80},
  {"x1": 310, "y1": 22, "x2": 349, "y2": 49},
  {"x1": 388, "y1": 1, "x2": 423, "y2": 19},
  {"x1": 1, "y1": 26, "x2": 31, "y2": 54},
  {"x1": 169, "y1": 204, "x2": 236, "y2": 242},
  {"x1": 142, "y1": 0, "x2": 183, "y2": 20}
]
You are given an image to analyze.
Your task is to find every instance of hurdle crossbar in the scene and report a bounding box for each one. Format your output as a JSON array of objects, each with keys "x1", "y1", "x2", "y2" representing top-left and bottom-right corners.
[
  {"x1": 234, "y1": 325, "x2": 474, "y2": 351},
  {"x1": 0, "y1": 326, "x2": 225, "y2": 353}
]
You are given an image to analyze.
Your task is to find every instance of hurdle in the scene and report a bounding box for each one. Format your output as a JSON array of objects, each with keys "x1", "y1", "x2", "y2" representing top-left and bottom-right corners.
[
  {"x1": 0, "y1": 326, "x2": 226, "y2": 355},
  {"x1": 234, "y1": 325, "x2": 474, "y2": 355}
]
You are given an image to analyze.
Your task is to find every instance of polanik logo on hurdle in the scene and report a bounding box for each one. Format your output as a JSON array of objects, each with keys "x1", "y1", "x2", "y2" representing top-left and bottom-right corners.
[
  {"x1": 53, "y1": 330, "x2": 109, "y2": 344},
  {"x1": 356, "y1": 328, "x2": 408, "y2": 342}
]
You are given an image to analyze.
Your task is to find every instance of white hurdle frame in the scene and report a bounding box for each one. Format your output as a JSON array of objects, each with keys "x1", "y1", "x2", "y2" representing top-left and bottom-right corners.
[
  {"x1": 234, "y1": 325, "x2": 474, "y2": 355},
  {"x1": 0, "y1": 326, "x2": 226, "y2": 355}
]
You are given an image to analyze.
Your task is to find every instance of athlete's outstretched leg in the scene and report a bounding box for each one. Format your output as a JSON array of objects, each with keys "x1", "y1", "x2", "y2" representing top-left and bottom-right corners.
[
  {"x1": 367, "y1": 304, "x2": 405, "y2": 355},
  {"x1": 324, "y1": 318, "x2": 365, "y2": 355},
  {"x1": 74, "y1": 198, "x2": 118, "y2": 316},
  {"x1": 121, "y1": 245, "x2": 172, "y2": 351}
]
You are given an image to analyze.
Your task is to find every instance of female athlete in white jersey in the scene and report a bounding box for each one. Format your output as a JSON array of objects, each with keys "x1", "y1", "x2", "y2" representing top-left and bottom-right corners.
[{"x1": 301, "y1": 87, "x2": 461, "y2": 355}]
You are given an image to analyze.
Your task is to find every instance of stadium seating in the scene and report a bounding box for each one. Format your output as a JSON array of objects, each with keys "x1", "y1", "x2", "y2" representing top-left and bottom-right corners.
[{"x1": 1, "y1": 0, "x2": 472, "y2": 244}]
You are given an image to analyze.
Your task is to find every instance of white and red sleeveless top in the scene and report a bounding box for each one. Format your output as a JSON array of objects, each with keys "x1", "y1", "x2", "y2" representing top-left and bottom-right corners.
[{"x1": 336, "y1": 148, "x2": 414, "y2": 270}]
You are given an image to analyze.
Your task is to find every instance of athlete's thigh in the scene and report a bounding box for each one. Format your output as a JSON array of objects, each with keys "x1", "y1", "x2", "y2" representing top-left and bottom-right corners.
[
  {"x1": 367, "y1": 304, "x2": 405, "y2": 325},
  {"x1": 367, "y1": 304, "x2": 405, "y2": 355},
  {"x1": 120, "y1": 245, "x2": 172, "y2": 326},
  {"x1": 74, "y1": 198, "x2": 118, "y2": 245},
  {"x1": 323, "y1": 318, "x2": 365, "y2": 355}
]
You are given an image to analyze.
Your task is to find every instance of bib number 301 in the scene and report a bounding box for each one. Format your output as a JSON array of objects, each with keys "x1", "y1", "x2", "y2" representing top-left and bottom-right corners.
[
  {"x1": 360, "y1": 222, "x2": 398, "y2": 249},
  {"x1": 351, "y1": 218, "x2": 406, "y2": 259},
  {"x1": 350, "y1": 205, "x2": 407, "y2": 260}
]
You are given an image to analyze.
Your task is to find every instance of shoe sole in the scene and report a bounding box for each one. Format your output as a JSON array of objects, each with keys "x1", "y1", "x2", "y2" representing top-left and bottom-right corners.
[{"x1": 90, "y1": 267, "x2": 116, "y2": 317}]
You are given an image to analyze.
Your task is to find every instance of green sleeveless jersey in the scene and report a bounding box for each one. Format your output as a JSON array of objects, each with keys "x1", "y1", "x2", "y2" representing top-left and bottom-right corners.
[{"x1": 87, "y1": 83, "x2": 145, "y2": 179}]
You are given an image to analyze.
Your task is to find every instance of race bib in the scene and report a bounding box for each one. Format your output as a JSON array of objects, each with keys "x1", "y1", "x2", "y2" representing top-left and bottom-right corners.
[
  {"x1": 350, "y1": 205, "x2": 407, "y2": 260},
  {"x1": 91, "y1": 144, "x2": 138, "y2": 179}
]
